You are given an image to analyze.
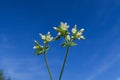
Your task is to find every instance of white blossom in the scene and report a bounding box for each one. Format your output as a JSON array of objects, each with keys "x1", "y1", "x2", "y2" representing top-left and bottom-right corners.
[
  {"x1": 71, "y1": 26, "x2": 85, "y2": 40},
  {"x1": 39, "y1": 33, "x2": 46, "y2": 40},
  {"x1": 46, "y1": 32, "x2": 53, "y2": 42},
  {"x1": 60, "y1": 22, "x2": 69, "y2": 31},
  {"x1": 71, "y1": 25, "x2": 77, "y2": 34},
  {"x1": 39, "y1": 32, "x2": 53, "y2": 43}
]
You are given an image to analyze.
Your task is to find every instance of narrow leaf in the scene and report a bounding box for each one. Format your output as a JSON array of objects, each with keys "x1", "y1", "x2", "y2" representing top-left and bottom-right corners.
[
  {"x1": 53, "y1": 35, "x2": 61, "y2": 41},
  {"x1": 61, "y1": 42, "x2": 68, "y2": 47},
  {"x1": 45, "y1": 46, "x2": 49, "y2": 51},
  {"x1": 70, "y1": 42, "x2": 77, "y2": 46}
]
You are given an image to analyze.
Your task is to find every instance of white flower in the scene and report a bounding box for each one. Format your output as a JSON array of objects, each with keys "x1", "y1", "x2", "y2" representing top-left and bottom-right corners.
[
  {"x1": 76, "y1": 28, "x2": 84, "y2": 39},
  {"x1": 71, "y1": 25, "x2": 77, "y2": 34},
  {"x1": 46, "y1": 32, "x2": 53, "y2": 42},
  {"x1": 39, "y1": 32, "x2": 53, "y2": 43},
  {"x1": 76, "y1": 31, "x2": 84, "y2": 40},
  {"x1": 53, "y1": 22, "x2": 70, "y2": 38},
  {"x1": 71, "y1": 26, "x2": 85, "y2": 40},
  {"x1": 39, "y1": 33, "x2": 46, "y2": 40},
  {"x1": 60, "y1": 22, "x2": 69, "y2": 31}
]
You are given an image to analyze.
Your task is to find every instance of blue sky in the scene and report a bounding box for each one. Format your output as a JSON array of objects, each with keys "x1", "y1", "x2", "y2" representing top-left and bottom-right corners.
[{"x1": 0, "y1": 0, "x2": 120, "y2": 80}]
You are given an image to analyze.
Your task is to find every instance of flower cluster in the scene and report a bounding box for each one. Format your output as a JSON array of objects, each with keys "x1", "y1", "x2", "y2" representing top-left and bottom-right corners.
[
  {"x1": 53, "y1": 22, "x2": 69, "y2": 35},
  {"x1": 33, "y1": 32, "x2": 53, "y2": 55},
  {"x1": 33, "y1": 40, "x2": 44, "y2": 55},
  {"x1": 53, "y1": 22, "x2": 85, "y2": 47},
  {"x1": 33, "y1": 22, "x2": 85, "y2": 54},
  {"x1": 53, "y1": 22, "x2": 70, "y2": 40},
  {"x1": 71, "y1": 25, "x2": 85, "y2": 40},
  {"x1": 33, "y1": 22, "x2": 85, "y2": 80},
  {"x1": 39, "y1": 32, "x2": 53, "y2": 44}
]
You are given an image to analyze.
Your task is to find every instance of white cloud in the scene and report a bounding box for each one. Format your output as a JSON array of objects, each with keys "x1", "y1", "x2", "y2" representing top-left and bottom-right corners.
[
  {"x1": 117, "y1": 77, "x2": 120, "y2": 80},
  {"x1": 0, "y1": 57, "x2": 48, "y2": 80},
  {"x1": 86, "y1": 53, "x2": 120, "y2": 80}
]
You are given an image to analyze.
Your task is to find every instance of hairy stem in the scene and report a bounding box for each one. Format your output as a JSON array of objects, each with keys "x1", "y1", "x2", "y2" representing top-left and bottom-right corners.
[
  {"x1": 44, "y1": 44, "x2": 53, "y2": 80},
  {"x1": 58, "y1": 46, "x2": 70, "y2": 80}
]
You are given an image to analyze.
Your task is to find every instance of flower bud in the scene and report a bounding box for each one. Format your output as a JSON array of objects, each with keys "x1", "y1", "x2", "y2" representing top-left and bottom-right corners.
[
  {"x1": 53, "y1": 27, "x2": 57, "y2": 30},
  {"x1": 33, "y1": 46, "x2": 37, "y2": 49},
  {"x1": 79, "y1": 28, "x2": 84, "y2": 33},
  {"x1": 57, "y1": 32, "x2": 61, "y2": 35},
  {"x1": 66, "y1": 35, "x2": 70, "y2": 41},
  {"x1": 72, "y1": 25, "x2": 77, "y2": 34}
]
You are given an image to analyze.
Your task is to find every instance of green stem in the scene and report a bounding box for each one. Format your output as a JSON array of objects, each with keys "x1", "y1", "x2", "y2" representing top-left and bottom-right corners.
[
  {"x1": 58, "y1": 46, "x2": 70, "y2": 80},
  {"x1": 44, "y1": 44, "x2": 53, "y2": 80}
]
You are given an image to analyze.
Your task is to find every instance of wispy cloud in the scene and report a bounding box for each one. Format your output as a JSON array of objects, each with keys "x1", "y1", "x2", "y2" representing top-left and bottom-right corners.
[
  {"x1": 0, "y1": 33, "x2": 14, "y2": 49},
  {"x1": 86, "y1": 53, "x2": 120, "y2": 80},
  {"x1": 0, "y1": 34, "x2": 8, "y2": 42},
  {"x1": 117, "y1": 77, "x2": 120, "y2": 80},
  {"x1": 0, "y1": 57, "x2": 48, "y2": 80}
]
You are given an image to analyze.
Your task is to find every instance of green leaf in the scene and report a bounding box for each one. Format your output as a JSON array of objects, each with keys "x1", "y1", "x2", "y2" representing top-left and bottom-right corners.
[
  {"x1": 39, "y1": 49, "x2": 45, "y2": 54},
  {"x1": 34, "y1": 45, "x2": 44, "y2": 55},
  {"x1": 54, "y1": 27, "x2": 61, "y2": 32},
  {"x1": 45, "y1": 46, "x2": 49, "y2": 51},
  {"x1": 34, "y1": 50, "x2": 42, "y2": 55},
  {"x1": 34, "y1": 40, "x2": 43, "y2": 49},
  {"x1": 70, "y1": 42, "x2": 77, "y2": 46},
  {"x1": 53, "y1": 35, "x2": 61, "y2": 41},
  {"x1": 34, "y1": 46, "x2": 49, "y2": 55},
  {"x1": 61, "y1": 42, "x2": 68, "y2": 47}
]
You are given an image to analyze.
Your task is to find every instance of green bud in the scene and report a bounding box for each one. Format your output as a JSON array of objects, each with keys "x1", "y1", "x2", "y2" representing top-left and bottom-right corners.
[{"x1": 70, "y1": 42, "x2": 77, "y2": 46}]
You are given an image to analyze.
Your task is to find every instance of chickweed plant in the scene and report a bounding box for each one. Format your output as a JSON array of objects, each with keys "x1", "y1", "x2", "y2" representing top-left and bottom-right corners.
[{"x1": 33, "y1": 22, "x2": 85, "y2": 80}]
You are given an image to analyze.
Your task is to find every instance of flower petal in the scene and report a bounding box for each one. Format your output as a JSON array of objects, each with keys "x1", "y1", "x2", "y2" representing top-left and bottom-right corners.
[{"x1": 39, "y1": 33, "x2": 46, "y2": 40}]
